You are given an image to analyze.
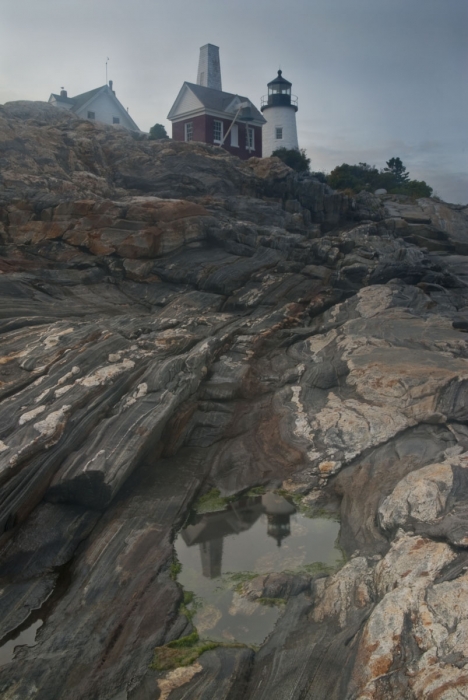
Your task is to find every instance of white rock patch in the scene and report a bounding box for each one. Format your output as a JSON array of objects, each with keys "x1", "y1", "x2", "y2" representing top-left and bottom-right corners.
[
  {"x1": 55, "y1": 384, "x2": 73, "y2": 398},
  {"x1": 312, "y1": 393, "x2": 409, "y2": 463},
  {"x1": 123, "y1": 382, "x2": 148, "y2": 409},
  {"x1": 379, "y1": 460, "x2": 455, "y2": 531},
  {"x1": 157, "y1": 664, "x2": 203, "y2": 700},
  {"x1": 33, "y1": 406, "x2": 71, "y2": 438},
  {"x1": 43, "y1": 328, "x2": 74, "y2": 349},
  {"x1": 19, "y1": 405, "x2": 46, "y2": 425},
  {"x1": 57, "y1": 366, "x2": 80, "y2": 385},
  {"x1": 290, "y1": 385, "x2": 320, "y2": 461},
  {"x1": 356, "y1": 285, "x2": 393, "y2": 318},
  {"x1": 77, "y1": 359, "x2": 135, "y2": 387}
]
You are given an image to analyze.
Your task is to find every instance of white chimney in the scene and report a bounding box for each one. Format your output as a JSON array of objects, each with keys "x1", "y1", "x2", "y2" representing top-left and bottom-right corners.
[{"x1": 197, "y1": 44, "x2": 222, "y2": 91}]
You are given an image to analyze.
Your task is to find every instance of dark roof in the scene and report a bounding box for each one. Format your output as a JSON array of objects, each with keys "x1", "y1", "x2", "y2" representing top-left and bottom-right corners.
[
  {"x1": 267, "y1": 70, "x2": 292, "y2": 87},
  {"x1": 50, "y1": 94, "x2": 75, "y2": 105},
  {"x1": 50, "y1": 86, "x2": 105, "y2": 109},
  {"x1": 184, "y1": 82, "x2": 265, "y2": 123},
  {"x1": 69, "y1": 86, "x2": 106, "y2": 110}
]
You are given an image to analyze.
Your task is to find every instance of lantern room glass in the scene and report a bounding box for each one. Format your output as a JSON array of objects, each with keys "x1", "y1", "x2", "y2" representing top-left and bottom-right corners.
[{"x1": 268, "y1": 85, "x2": 291, "y2": 96}]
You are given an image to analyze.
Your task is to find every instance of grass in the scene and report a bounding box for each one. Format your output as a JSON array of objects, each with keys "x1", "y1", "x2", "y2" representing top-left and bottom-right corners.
[{"x1": 150, "y1": 631, "x2": 246, "y2": 671}]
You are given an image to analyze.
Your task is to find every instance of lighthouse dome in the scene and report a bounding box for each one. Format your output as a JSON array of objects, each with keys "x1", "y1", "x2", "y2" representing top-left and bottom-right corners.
[{"x1": 262, "y1": 70, "x2": 297, "y2": 112}]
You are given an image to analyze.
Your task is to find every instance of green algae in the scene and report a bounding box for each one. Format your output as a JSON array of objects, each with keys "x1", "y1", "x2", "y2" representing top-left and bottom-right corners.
[
  {"x1": 245, "y1": 485, "x2": 266, "y2": 497},
  {"x1": 169, "y1": 556, "x2": 182, "y2": 580},
  {"x1": 257, "y1": 597, "x2": 287, "y2": 607},
  {"x1": 150, "y1": 631, "x2": 246, "y2": 671},
  {"x1": 193, "y1": 488, "x2": 230, "y2": 514}
]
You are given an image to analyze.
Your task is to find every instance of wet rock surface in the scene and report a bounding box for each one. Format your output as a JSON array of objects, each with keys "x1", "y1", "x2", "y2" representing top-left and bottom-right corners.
[{"x1": 0, "y1": 102, "x2": 468, "y2": 698}]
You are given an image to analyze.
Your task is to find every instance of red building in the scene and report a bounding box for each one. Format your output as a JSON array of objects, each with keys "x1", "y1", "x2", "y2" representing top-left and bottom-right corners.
[{"x1": 167, "y1": 45, "x2": 265, "y2": 159}]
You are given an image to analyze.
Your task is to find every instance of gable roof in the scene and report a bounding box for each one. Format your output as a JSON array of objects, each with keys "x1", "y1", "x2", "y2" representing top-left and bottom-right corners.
[
  {"x1": 69, "y1": 86, "x2": 106, "y2": 111},
  {"x1": 168, "y1": 81, "x2": 265, "y2": 124},
  {"x1": 49, "y1": 85, "x2": 140, "y2": 131},
  {"x1": 49, "y1": 93, "x2": 75, "y2": 106}
]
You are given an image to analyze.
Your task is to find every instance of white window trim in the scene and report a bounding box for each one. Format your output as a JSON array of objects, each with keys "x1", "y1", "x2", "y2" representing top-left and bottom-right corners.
[
  {"x1": 213, "y1": 119, "x2": 223, "y2": 144},
  {"x1": 275, "y1": 127, "x2": 283, "y2": 140},
  {"x1": 230, "y1": 123, "x2": 239, "y2": 148},
  {"x1": 246, "y1": 126, "x2": 255, "y2": 151},
  {"x1": 185, "y1": 122, "x2": 193, "y2": 142}
]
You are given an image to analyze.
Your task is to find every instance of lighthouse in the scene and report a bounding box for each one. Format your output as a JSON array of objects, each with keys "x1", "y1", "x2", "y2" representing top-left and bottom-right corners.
[{"x1": 261, "y1": 70, "x2": 299, "y2": 157}]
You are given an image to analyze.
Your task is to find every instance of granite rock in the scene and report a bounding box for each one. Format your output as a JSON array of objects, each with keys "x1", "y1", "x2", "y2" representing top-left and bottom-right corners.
[{"x1": 1, "y1": 103, "x2": 468, "y2": 699}]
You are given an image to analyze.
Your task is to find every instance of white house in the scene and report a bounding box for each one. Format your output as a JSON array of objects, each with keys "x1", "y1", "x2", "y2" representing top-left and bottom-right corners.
[{"x1": 48, "y1": 81, "x2": 140, "y2": 131}]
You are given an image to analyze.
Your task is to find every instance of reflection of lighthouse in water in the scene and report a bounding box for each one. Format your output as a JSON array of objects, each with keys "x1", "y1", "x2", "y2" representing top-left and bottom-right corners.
[
  {"x1": 261, "y1": 492, "x2": 296, "y2": 547},
  {"x1": 181, "y1": 492, "x2": 296, "y2": 578}
]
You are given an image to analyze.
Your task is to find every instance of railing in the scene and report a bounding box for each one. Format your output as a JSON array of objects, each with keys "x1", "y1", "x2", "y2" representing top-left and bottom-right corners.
[{"x1": 261, "y1": 94, "x2": 298, "y2": 109}]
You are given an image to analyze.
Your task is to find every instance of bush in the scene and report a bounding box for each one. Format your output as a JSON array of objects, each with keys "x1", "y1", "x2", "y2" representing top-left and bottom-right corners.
[
  {"x1": 391, "y1": 179, "x2": 433, "y2": 198},
  {"x1": 148, "y1": 123, "x2": 169, "y2": 140},
  {"x1": 327, "y1": 162, "x2": 381, "y2": 192},
  {"x1": 327, "y1": 157, "x2": 433, "y2": 199},
  {"x1": 271, "y1": 147, "x2": 310, "y2": 173},
  {"x1": 310, "y1": 171, "x2": 327, "y2": 183}
]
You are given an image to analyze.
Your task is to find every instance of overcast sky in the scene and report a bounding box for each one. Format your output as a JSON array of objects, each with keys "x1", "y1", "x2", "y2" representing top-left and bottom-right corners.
[{"x1": 1, "y1": 0, "x2": 467, "y2": 203}]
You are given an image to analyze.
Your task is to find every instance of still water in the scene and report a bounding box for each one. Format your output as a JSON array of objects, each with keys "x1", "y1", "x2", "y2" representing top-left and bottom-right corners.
[
  {"x1": 174, "y1": 492, "x2": 341, "y2": 645},
  {"x1": 0, "y1": 619, "x2": 42, "y2": 667}
]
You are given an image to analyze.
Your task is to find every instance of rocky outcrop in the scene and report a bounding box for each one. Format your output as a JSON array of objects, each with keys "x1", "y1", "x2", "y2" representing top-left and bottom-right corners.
[{"x1": 0, "y1": 102, "x2": 468, "y2": 699}]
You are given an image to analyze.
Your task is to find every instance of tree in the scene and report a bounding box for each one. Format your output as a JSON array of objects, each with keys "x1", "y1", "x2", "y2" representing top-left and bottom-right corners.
[
  {"x1": 384, "y1": 157, "x2": 410, "y2": 185},
  {"x1": 271, "y1": 147, "x2": 310, "y2": 173},
  {"x1": 148, "y1": 123, "x2": 169, "y2": 140}
]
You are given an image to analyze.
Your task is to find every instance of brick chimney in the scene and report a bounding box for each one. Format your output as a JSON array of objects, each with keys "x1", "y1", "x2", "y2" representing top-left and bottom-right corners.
[
  {"x1": 60, "y1": 88, "x2": 67, "y2": 98},
  {"x1": 197, "y1": 44, "x2": 222, "y2": 91}
]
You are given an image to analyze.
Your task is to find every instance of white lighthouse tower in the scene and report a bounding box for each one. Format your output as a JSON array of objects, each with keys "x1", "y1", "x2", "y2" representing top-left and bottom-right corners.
[{"x1": 261, "y1": 70, "x2": 299, "y2": 157}]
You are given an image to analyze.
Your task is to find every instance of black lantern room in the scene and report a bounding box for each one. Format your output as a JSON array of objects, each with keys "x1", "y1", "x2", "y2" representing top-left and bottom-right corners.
[{"x1": 261, "y1": 70, "x2": 298, "y2": 112}]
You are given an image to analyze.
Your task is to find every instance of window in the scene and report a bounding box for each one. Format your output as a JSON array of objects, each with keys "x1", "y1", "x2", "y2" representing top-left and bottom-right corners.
[
  {"x1": 246, "y1": 126, "x2": 255, "y2": 151},
  {"x1": 185, "y1": 122, "x2": 193, "y2": 141},
  {"x1": 275, "y1": 127, "x2": 283, "y2": 140},
  {"x1": 230, "y1": 124, "x2": 239, "y2": 147},
  {"x1": 113, "y1": 117, "x2": 120, "y2": 124},
  {"x1": 87, "y1": 111, "x2": 95, "y2": 120},
  {"x1": 213, "y1": 120, "x2": 223, "y2": 144}
]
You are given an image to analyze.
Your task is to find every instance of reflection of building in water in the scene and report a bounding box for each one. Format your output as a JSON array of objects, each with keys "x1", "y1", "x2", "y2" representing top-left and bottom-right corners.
[
  {"x1": 200, "y1": 538, "x2": 223, "y2": 578},
  {"x1": 181, "y1": 500, "x2": 264, "y2": 579},
  {"x1": 261, "y1": 492, "x2": 296, "y2": 547},
  {"x1": 181, "y1": 493, "x2": 296, "y2": 578}
]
